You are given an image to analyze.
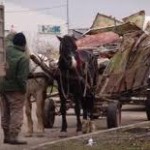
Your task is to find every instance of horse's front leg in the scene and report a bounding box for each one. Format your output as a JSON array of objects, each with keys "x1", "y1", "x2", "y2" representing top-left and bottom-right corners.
[
  {"x1": 25, "y1": 95, "x2": 33, "y2": 137},
  {"x1": 87, "y1": 94, "x2": 96, "y2": 133},
  {"x1": 74, "y1": 99, "x2": 82, "y2": 134},
  {"x1": 59, "y1": 94, "x2": 68, "y2": 137}
]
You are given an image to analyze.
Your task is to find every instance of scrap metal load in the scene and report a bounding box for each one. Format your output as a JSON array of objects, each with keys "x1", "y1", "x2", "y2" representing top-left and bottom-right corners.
[
  {"x1": 96, "y1": 10, "x2": 150, "y2": 98},
  {"x1": 97, "y1": 30, "x2": 150, "y2": 96}
]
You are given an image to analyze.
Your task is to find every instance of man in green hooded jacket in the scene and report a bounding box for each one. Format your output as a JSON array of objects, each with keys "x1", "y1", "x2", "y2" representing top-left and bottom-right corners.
[{"x1": 0, "y1": 32, "x2": 29, "y2": 145}]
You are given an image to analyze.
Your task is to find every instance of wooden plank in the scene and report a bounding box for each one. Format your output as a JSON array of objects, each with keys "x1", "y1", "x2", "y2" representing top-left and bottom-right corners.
[
  {"x1": 125, "y1": 68, "x2": 137, "y2": 90},
  {"x1": 104, "y1": 72, "x2": 125, "y2": 94},
  {"x1": 133, "y1": 65, "x2": 149, "y2": 89},
  {"x1": 143, "y1": 67, "x2": 150, "y2": 87}
]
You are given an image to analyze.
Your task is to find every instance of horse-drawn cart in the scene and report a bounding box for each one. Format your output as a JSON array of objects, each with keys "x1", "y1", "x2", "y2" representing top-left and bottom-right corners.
[{"x1": 30, "y1": 22, "x2": 150, "y2": 130}]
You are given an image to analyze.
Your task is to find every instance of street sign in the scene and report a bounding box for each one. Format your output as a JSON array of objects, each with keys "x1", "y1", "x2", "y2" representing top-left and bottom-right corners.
[{"x1": 38, "y1": 25, "x2": 61, "y2": 35}]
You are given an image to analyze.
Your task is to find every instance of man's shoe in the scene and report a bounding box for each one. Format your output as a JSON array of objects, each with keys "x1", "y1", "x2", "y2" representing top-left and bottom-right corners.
[
  {"x1": 3, "y1": 139, "x2": 10, "y2": 144},
  {"x1": 3, "y1": 129, "x2": 10, "y2": 144},
  {"x1": 8, "y1": 139, "x2": 27, "y2": 145},
  {"x1": 9, "y1": 133, "x2": 27, "y2": 145}
]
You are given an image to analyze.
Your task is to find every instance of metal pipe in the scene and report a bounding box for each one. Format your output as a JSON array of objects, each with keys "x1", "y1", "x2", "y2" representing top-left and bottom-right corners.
[{"x1": 66, "y1": 0, "x2": 69, "y2": 33}]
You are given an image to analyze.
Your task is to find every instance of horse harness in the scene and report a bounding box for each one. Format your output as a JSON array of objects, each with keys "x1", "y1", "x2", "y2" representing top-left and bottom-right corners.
[{"x1": 59, "y1": 51, "x2": 95, "y2": 99}]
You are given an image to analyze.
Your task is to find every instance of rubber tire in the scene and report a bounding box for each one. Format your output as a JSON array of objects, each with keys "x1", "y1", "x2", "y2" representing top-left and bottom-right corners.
[
  {"x1": 145, "y1": 99, "x2": 150, "y2": 120},
  {"x1": 44, "y1": 98, "x2": 56, "y2": 128},
  {"x1": 107, "y1": 102, "x2": 121, "y2": 128}
]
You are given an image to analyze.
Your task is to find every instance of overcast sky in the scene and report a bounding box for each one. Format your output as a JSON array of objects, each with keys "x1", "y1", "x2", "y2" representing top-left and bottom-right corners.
[{"x1": 4, "y1": 0, "x2": 150, "y2": 28}]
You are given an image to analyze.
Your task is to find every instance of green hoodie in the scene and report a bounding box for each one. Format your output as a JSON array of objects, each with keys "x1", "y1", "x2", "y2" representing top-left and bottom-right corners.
[{"x1": 0, "y1": 44, "x2": 30, "y2": 93}]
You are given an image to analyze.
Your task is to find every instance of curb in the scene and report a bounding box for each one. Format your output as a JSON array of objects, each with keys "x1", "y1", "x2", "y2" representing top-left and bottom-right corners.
[{"x1": 29, "y1": 121, "x2": 150, "y2": 150}]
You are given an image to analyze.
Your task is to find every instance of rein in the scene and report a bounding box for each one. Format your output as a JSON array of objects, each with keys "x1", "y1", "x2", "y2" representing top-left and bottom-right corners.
[
  {"x1": 59, "y1": 63, "x2": 91, "y2": 99},
  {"x1": 83, "y1": 62, "x2": 88, "y2": 97},
  {"x1": 59, "y1": 69, "x2": 70, "y2": 99}
]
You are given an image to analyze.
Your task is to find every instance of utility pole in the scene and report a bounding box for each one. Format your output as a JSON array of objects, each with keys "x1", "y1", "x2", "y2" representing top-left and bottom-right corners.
[{"x1": 66, "y1": 0, "x2": 69, "y2": 34}]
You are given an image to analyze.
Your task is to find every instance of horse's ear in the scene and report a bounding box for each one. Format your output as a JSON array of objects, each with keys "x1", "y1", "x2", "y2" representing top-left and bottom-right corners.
[
  {"x1": 72, "y1": 36, "x2": 77, "y2": 41},
  {"x1": 56, "y1": 36, "x2": 62, "y2": 41}
]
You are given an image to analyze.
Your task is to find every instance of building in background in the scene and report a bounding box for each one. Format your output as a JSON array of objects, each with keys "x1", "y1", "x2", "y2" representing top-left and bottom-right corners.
[{"x1": 4, "y1": 2, "x2": 68, "y2": 53}]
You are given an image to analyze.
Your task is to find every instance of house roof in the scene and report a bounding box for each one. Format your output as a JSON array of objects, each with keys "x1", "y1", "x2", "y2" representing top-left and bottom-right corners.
[{"x1": 69, "y1": 28, "x2": 89, "y2": 39}]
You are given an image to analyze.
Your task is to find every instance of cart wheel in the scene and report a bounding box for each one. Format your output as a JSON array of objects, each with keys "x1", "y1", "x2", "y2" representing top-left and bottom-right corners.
[
  {"x1": 107, "y1": 102, "x2": 121, "y2": 128},
  {"x1": 44, "y1": 98, "x2": 56, "y2": 128},
  {"x1": 145, "y1": 97, "x2": 150, "y2": 120},
  {"x1": 93, "y1": 115, "x2": 99, "y2": 119}
]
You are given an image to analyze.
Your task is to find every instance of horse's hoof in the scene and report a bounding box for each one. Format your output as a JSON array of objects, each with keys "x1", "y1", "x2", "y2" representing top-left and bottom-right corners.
[
  {"x1": 89, "y1": 121, "x2": 96, "y2": 132},
  {"x1": 59, "y1": 132, "x2": 68, "y2": 138},
  {"x1": 82, "y1": 120, "x2": 89, "y2": 134},
  {"x1": 35, "y1": 132, "x2": 45, "y2": 137},
  {"x1": 24, "y1": 132, "x2": 33, "y2": 137},
  {"x1": 76, "y1": 131, "x2": 82, "y2": 136}
]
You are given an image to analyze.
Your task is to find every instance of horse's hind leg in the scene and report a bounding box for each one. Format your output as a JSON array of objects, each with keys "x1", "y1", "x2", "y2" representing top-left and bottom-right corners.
[
  {"x1": 25, "y1": 95, "x2": 33, "y2": 137},
  {"x1": 87, "y1": 94, "x2": 96, "y2": 132},
  {"x1": 81, "y1": 98, "x2": 89, "y2": 134},
  {"x1": 35, "y1": 91, "x2": 45, "y2": 136},
  {"x1": 82, "y1": 99, "x2": 87, "y2": 120}
]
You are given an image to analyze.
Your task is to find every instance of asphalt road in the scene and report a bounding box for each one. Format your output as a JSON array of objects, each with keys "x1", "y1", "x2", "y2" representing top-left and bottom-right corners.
[{"x1": 0, "y1": 103, "x2": 148, "y2": 150}]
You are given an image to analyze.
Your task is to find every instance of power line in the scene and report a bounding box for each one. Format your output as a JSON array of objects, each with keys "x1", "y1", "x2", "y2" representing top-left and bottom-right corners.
[{"x1": 5, "y1": 4, "x2": 67, "y2": 13}]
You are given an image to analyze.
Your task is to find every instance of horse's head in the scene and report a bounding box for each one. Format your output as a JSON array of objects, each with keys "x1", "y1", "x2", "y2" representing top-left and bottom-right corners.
[{"x1": 57, "y1": 35, "x2": 78, "y2": 70}]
